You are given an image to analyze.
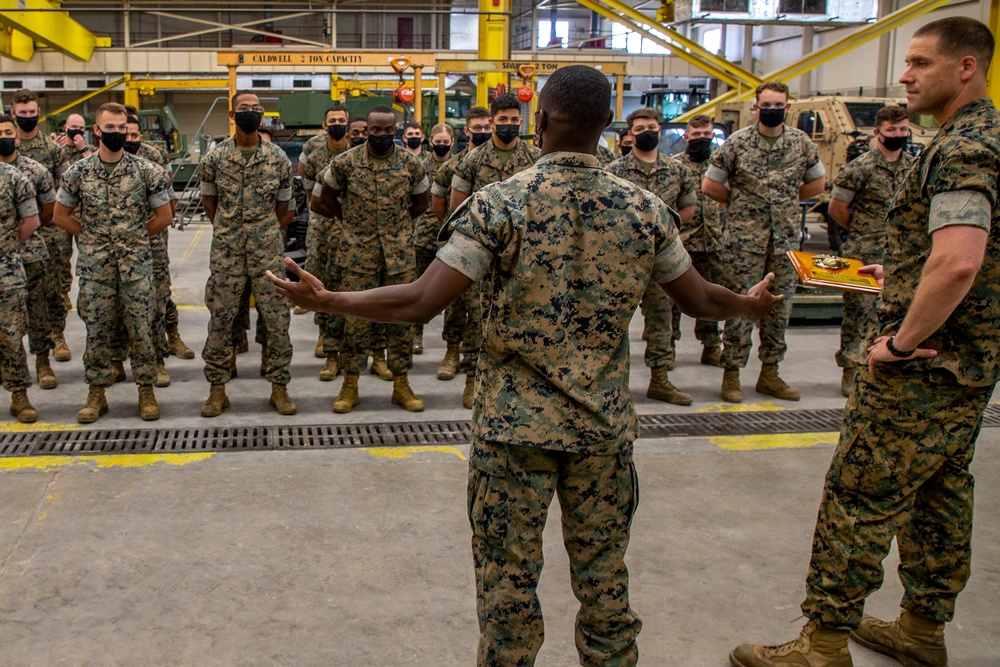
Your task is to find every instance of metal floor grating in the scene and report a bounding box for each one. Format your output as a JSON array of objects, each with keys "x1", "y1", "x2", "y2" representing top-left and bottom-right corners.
[{"x1": 2, "y1": 405, "x2": 998, "y2": 457}]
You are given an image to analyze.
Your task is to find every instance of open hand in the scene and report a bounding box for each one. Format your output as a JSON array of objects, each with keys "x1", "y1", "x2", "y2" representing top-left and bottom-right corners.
[
  {"x1": 266, "y1": 258, "x2": 331, "y2": 312},
  {"x1": 858, "y1": 264, "x2": 884, "y2": 287},
  {"x1": 743, "y1": 272, "x2": 785, "y2": 321},
  {"x1": 866, "y1": 336, "x2": 937, "y2": 378}
]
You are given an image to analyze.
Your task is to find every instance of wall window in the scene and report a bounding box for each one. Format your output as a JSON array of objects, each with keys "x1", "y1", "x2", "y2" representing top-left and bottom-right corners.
[
  {"x1": 538, "y1": 20, "x2": 569, "y2": 48},
  {"x1": 610, "y1": 21, "x2": 670, "y2": 55}
]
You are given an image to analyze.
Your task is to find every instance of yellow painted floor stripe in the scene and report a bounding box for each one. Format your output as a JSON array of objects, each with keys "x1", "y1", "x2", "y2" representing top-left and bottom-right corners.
[
  {"x1": 698, "y1": 401, "x2": 787, "y2": 414},
  {"x1": 0, "y1": 421, "x2": 79, "y2": 433},
  {"x1": 711, "y1": 431, "x2": 839, "y2": 451},
  {"x1": 366, "y1": 446, "x2": 467, "y2": 461},
  {"x1": 181, "y1": 226, "x2": 205, "y2": 262},
  {"x1": 0, "y1": 452, "x2": 215, "y2": 472}
]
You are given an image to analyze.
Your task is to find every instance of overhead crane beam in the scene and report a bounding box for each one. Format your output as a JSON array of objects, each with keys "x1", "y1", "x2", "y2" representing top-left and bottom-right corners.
[
  {"x1": 133, "y1": 12, "x2": 313, "y2": 49},
  {"x1": 0, "y1": 26, "x2": 35, "y2": 62},
  {"x1": 581, "y1": 0, "x2": 762, "y2": 89},
  {"x1": 676, "y1": 0, "x2": 955, "y2": 121},
  {"x1": 39, "y1": 76, "x2": 130, "y2": 122},
  {"x1": 0, "y1": 0, "x2": 96, "y2": 61}
]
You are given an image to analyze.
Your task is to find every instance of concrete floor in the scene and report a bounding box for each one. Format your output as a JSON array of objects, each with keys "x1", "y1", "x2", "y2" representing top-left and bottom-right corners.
[{"x1": 1, "y1": 220, "x2": 997, "y2": 665}]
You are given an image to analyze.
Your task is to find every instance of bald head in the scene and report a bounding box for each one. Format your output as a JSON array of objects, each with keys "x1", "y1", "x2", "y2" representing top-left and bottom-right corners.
[
  {"x1": 536, "y1": 65, "x2": 613, "y2": 156},
  {"x1": 65, "y1": 114, "x2": 86, "y2": 131}
]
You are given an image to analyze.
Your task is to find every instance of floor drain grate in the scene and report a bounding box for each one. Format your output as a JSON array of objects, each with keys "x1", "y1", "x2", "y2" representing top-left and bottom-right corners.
[{"x1": 1, "y1": 405, "x2": 997, "y2": 457}]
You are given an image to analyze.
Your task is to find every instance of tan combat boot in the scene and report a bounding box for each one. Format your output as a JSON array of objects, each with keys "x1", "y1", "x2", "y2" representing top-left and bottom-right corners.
[
  {"x1": 201, "y1": 383, "x2": 230, "y2": 418},
  {"x1": 314, "y1": 332, "x2": 324, "y2": 358},
  {"x1": 721, "y1": 369, "x2": 743, "y2": 403},
  {"x1": 10, "y1": 390, "x2": 38, "y2": 423},
  {"x1": 36, "y1": 353, "x2": 57, "y2": 389},
  {"x1": 293, "y1": 305, "x2": 309, "y2": 316},
  {"x1": 756, "y1": 363, "x2": 800, "y2": 401},
  {"x1": 437, "y1": 344, "x2": 461, "y2": 381},
  {"x1": 78, "y1": 386, "x2": 108, "y2": 423},
  {"x1": 63, "y1": 291, "x2": 72, "y2": 311},
  {"x1": 647, "y1": 366, "x2": 693, "y2": 405},
  {"x1": 701, "y1": 345, "x2": 722, "y2": 367},
  {"x1": 319, "y1": 355, "x2": 341, "y2": 382},
  {"x1": 730, "y1": 620, "x2": 852, "y2": 667},
  {"x1": 462, "y1": 374, "x2": 476, "y2": 409},
  {"x1": 112, "y1": 360, "x2": 127, "y2": 384},
  {"x1": 851, "y1": 610, "x2": 947, "y2": 667},
  {"x1": 333, "y1": 373, "x2": 360, "y2": 413},
  {"x1": 138, "y1": 385, "x2": 160, "y2": 421},
  {"x1": 412, "y1": 333, "x2": 424, "y2": 355},
  {"x1": 53, "y1": 333, "x2": 71, "y2": 362},
  {"x1": 269, "y1": 383, "x2": 297, "y2": 415},
  {"x1": 391, "y1": 374, "x2": 425, "y2": 412},
  {"x1": 155, "y1": 360, "x2": 171, "y2": 388},
  {"x1": 167, "y1": 327, "x2": 195, "y2": 359},
  {"x1": 840, "y1": 368, "x2": 856, "y2": 398},
  {"x1": 259, "y1": 345, "x2": 271, "y2": 378},
  {"x1": 370, "y1": 351, "x2": 392, "y2": 381}
]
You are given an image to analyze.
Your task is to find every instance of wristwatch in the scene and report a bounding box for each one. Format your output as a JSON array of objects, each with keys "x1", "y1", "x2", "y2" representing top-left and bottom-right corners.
[{"x1": 886, "y1": 335, "x2": 915, "y2": 358}]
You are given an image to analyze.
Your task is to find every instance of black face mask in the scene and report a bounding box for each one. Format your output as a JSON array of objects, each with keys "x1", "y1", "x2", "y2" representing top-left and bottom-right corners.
[
  {"x1": 470, "y1": 131, "x2": 492, "y2": 147},
  {"x1": 432, "y1": 143, "x2": 451, "y2": 157},
  {"x1": 367, "y1": 133, "x2": 396, "y2": 155},
  {"x1": 620, "y1": 145, "x2": 632, "y2": 156},
  {"x1": 758, "y1": 107, "x2": 786, "y2": 128},
  {"x1": 879, "y1": 134, "x2": 908, "y2": 152},
  {"x1": 98, "y1": 131, "x2": 127, "y2": 152},
  {"x1": 327, "y1": 124, "x2": 347, "y2": 140},
  {"x1": 233, "y1": 111, "x2": 263, "y2": 134},
  {"x1": 67, "y1": 128, "x2": 85, "y2": 141},
  {"x1": 350, "y1": 136, "x2": 367, "y2": 148},
  {"x1": 15, "y1": 116, "x2": 38, "y2": 133},
  {"x1": 406, "y1": 136, "x2": 423, "y2": 150},
  {"x1": 123, "y1": 140, "x2": 142, "y2": 155},
  {"x1": 633, "y1": 130, "x2": 659, "y2": 152},
  {"x1": 685, "y1": 137, "x2": 713, "y2": 162},
  {"x1": 494, "y1": 124, "x2": 519, "y2": 144},
  {"x1": 0, "y1": 137, "x2": 16, "y2": 157}
]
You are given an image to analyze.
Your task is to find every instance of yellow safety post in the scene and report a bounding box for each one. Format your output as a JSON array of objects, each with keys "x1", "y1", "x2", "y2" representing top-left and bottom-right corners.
[
  {"x1": 414, "y1": 65, "x2": 423, "y2": 124},
  {"x1": 989, "y1": 0, "x2": 1000, "y2": 105},
  {"x1": 478, "y1": 0, "x2": 511, "y2": 107},
  {"x1": 437, "y1": 73, "x2": 447, "y2": 125},
  {"x1": 0, "y1": 0, "x2": 97, "y2": 61},
  {"x1": 0, "y1": 26, "x2": 34, "y2": 62},
  {"x1": 227, "y1": 65, "x2": 237, "y2": 136}
]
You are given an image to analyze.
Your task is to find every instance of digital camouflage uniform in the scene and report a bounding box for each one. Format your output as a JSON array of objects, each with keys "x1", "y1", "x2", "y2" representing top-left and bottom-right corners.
[
  {"x1": 22, "y1": 133, "x2": 74, "y2": 328},
  {"x1": 608, "y1": 152, "x2": 699, "y2": 370},
  {"x1": 705, "y1": 125, "x2": 824, "y2": 369},
  {"x1": 595, "y1": 144, "x2": 616, "y2": 166},
  {"x1": 200, "y1": 137, "x2": 294, "y2": 385},
  {"x1": 301, "y1": 140, "x2": 347, "y2": 355},
  {"x1": 56, "y1": 153, "x2": 172, "y2": 387},
  {"x1": 431, "y1": 147, "x2": 469, "y2": 348},
  {"x1": 8, "y1": 154, "x2": 57, "y2": 357},
  {"x1": 412, "y1": 150, "x2": 452, "y2": 342},
  {"x1": 437, "y1": 152, "x2": 692, "y2": 665},
  {"x1": 324, "y1": 144, "x2": 428, "y2": 374},
  {"x1": 801, "y1": 98, "x2": 1000, "y2": 630},
  {"x1": 674, "y1": 151, "x2": 724, "y2": 350},
  {"x1": 830, "y1": 147, "x2": 915, "y2": 369},
  {"x1": 450, "y1": 139, "x2": 540, "y2": 375},
  {"x1": 0, "y1": 163, "x2": 37, "y2": 392}
]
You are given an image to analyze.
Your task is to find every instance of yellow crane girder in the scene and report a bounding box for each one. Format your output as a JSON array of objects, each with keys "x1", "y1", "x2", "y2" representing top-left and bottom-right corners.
[
  {"x1": 0, "y1": 0, "x2": 96, "y2": 61},
  {"x1": 0, "y1": 26, "x2": 34, "y2": 62},
  {"x1": 676, "y1": 0, "x2": 955, "y2": 121}
]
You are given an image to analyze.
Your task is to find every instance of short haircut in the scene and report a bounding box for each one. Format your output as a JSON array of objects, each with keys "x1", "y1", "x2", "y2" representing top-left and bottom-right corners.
[
  {"x1": 914, "y1": 17, "x2": 994, "y2": 74},
  {"x1": 430, "y1": 123, "x2": 454, "y2": 138},
  {"x1": 0, "y1": 114, "x2": 16, "y2": 130},
  {"x1": 124, "y1": 104, "x2": 138, "y2": 116},
  {"x1": 626, "y1": 107, "x2": 660, "y2": 130},
  {"x1": 490, "y1": 93, "x2": 521, "y2": 117},
  {"x1": 95, "y1": 102, "x2": 127, "y2": 123},
  {"x1": 367, "y1": 105, "x2": 395, "y2": 122},
  {"x1": 687, "y1": 113, "x2": 713, "y2": 129},
  {"x1": 875, "y1": 106, "x2": 909, "y2": 127},
  {"x1": 126, "y1": 115, "x2": 141, "y2": 127},
  {"x1": 11, "y1": 89, "x2": 36, "y2": 105},
  {"x1": 325, "y1": 105, "x2": 349, "y2": 120},
  {"x1": 257, "y1": 126, "x2": 274, "y2": 138},
  {"x1": 538, "y1": 65, "x2": 611, "y2": 131},
  {"x1": 466, "y1": 106, "x2": 491, "y2": 123},
  {"x1": 231, "y1": 90, "x2": 258, "y2": 108},
  {"x1": 404, "y1": 120, "x2": 422, "y2": 131},
  {"x1": 755, "y1": 81, "x2": 790, "y2": 101}
]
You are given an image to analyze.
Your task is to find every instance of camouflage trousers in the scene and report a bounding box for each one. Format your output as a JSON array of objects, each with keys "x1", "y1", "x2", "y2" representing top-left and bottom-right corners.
[
  {"x1": 204, "y1": 263, "x2": 292, "y2": 385},
  {"x1": 442, "y1": 292, "x2": 468, "y2": 346},
  {"x1": 669, "y1": 250, "x2": 723, "y2": 350},
  {"x1": 340, "y1": 266, "x2": 413, "y2": 375},
  {"x1": 801, "y1": 365, "x2": 993, "y2": 629},
  {"x1": 112, "y1": 252, "x2": 172, "y2": 363},
  {"x1": 413, "y1": 245, "x2": 437, "y2": 341},
  {"x1": 0, "y1": 286, "x2": 30, "y2": 392},
  {"x1": 836, "y1": 291, "x2": 878, "y2": 369},
  {"x1": 79, "y1": 275, "x2": 156, "y2": 387},
  {"x1": 23, "y1": 260, "x2": 55, "y2": 355},
  {"x1": 638, "y1": 281, "x2": 675, "y2": 370},
  {"x1": 307, "y1": 213, "x2": 346, "y2": 356},
  {"x1": 720, "y1": 248, "x2": 797, "y2": 369},
  {"x1": 233, "y1": 280, "x2": 267, "y2": 349},
  {"x1": 38, "y1": 226, "x2": 68, "y2": 337},
  {"x1": 458, "y1": 280, "x2": 483, "y2": 375},
  {"x1": 468, "y1": 440, "x2": 642, "y2": 666}
]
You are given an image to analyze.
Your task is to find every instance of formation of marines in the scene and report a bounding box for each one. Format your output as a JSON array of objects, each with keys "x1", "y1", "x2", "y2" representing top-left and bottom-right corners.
[{"x1": 0, "y1": 79, "x2": 914, "y2": 424}]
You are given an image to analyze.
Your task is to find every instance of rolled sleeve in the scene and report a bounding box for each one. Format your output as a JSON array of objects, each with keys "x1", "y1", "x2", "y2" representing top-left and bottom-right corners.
[
  {"x1": 430, "y1": 181, "x2": 449, "y2": 199},
  {"x1": 312, "y1": 183, "x2": 323, "y2": 198},
  {"x1": 831, "y1": 185, "x2": 856, "y2": 204},
  {"x1": 412, "y1": 175, "x2": 430, "y2": 196},
  {"x1": 276, "y1": 185, "x2": 293, "y2": 203},
  {"x1": 200, "y1": 181, "x2": 217, "y2": 196},
  {"x1": 16, "y1": 198, "x2": 39, "y2": 219},
  {"x1": 677, "y1": 192, "x2": 698, "y2": 209},
  {"x1": 324, "y1": 165, "x2": 345, "y2": 191},
  {"x1": 803, "y1": 161, "x2": 826, "y2": 183},
  {"x1": 652, "y1": 237, "x2": 692, "y2": 284},
  {"x1": 37, "y1": 188, "x2": 57, "y2": 206},
  {"x1": 149, "y1": 189, "x2": 173, "y2": 210},
  {"x1": 436, "y1": 232, "x2": 493, "y2": 282},
  {"x1": 928, "y1": 191, "x2": 992, "y2": 233},
  {"x1": 704, "y1": 164, "x2": 729, "y2": 185},
  {"x1": 55, "y1": 187, "x2": 77, "y2": 209},
  {"x1": 303, "y1": 178, "x2": 316, "y2": 192},
  {"x1": 451, "y1": 175, "x2": 472, "y2": 195}
]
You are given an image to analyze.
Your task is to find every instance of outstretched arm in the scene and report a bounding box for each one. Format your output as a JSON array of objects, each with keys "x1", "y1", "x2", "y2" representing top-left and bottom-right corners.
[{"x1": 662, "y1": 266, "x2": 782, "y2": 322}]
